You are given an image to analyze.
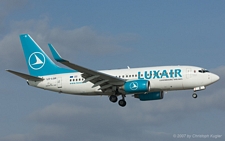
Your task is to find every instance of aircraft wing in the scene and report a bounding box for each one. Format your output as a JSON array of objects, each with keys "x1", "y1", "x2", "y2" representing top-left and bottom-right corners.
[
  {"x1": 6, "y1": 70, "x2": 44, "y2": 81},
  {"x1": 48, "y1": 44, "x2": 125, "y2": 91}
]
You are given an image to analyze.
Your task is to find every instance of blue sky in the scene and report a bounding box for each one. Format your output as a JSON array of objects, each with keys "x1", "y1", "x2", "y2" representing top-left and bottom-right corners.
[{"x1": 0, "y1": 0, "x2": 225, "y2": 141}]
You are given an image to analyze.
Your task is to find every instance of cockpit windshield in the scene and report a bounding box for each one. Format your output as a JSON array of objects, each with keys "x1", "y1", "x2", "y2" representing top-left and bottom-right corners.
[{"x1": 198, "y1": 69, "x2": 210, "y2": 73}]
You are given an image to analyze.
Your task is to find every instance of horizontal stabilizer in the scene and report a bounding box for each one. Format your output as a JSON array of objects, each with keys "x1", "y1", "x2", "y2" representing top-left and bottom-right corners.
[{"x1": 6, "y1": 70, "x2": 44, "y2": 81}]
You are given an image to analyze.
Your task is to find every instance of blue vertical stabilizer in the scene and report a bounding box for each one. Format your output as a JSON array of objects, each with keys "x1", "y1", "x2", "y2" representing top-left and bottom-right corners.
[{"x1": 20, "y1": 34, "x2": 74, "y2": 76}]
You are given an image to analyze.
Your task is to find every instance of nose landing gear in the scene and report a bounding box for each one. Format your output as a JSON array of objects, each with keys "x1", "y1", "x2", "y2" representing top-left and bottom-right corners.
[
  {"x1": 192, "y1": 93, "x2": 197, "y2": 98},
  {"x1": 192, "y1": 86, "x2": 206, "y2": 99}
]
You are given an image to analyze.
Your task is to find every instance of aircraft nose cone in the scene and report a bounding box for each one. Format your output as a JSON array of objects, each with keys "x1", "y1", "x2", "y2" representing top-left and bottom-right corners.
[{"x1": 211, "y1": 73, "x2": 220, "y2": 83}]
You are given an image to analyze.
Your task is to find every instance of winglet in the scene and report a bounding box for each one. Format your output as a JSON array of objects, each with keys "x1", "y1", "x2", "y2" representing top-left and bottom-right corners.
[{"x1": 48, "y1": 44, "x2": 67, "y2": 62}]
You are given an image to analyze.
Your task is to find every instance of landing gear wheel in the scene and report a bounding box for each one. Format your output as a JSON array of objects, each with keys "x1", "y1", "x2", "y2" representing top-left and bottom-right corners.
[
  {"x1": 192, "y1": 93, "x2": 197, "y2": 99},
  {"x1": 109, "y1": 95, "x2": 118, "y2": 103},
  {"x1": 118, "y1": 99, "x2": 126, "y2": 107}
]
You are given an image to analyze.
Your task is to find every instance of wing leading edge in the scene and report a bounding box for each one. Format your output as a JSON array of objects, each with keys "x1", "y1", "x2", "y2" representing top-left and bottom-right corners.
[{"x1": 48, "y1": 44, "x2": 125, "y2": 91}]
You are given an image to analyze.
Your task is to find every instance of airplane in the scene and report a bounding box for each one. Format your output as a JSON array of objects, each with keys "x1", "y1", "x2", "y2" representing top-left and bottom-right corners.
[{"x1": 7, "y1": 34, "x2": 220, "y2": 107}]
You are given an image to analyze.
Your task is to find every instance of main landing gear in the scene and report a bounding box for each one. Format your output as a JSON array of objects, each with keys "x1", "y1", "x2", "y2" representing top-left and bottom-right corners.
[
  {"x1": 109, "y1": 95, "x2": 117, "y2": 103},
  {"x1": 109, "y1": 95, "x2": 126, "y2": 107}
]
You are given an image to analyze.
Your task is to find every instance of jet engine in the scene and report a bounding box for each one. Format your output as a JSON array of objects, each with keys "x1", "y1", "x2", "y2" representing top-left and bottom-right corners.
[{"x1": 120, "y1": 80, "x2": 150, "y2": 94}]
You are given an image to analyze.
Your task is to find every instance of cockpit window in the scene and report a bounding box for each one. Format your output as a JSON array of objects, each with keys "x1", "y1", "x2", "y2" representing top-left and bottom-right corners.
[{"x1": 198, "y1": 69, "x2": 209, "y2": 73}]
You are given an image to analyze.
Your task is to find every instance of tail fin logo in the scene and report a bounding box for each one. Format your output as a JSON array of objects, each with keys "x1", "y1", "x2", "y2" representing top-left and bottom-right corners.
[{"x1": 28, "y1": 52, "x2": 45, "y2": 70}]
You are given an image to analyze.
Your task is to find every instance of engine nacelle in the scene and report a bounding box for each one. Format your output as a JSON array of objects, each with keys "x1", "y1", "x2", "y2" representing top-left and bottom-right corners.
[
  {"x1": 121, "y1": 80, "x2": 150, "y2": 94},
  {"x1": 134, "y1": 91, "x2": 164, "y2": 101}
]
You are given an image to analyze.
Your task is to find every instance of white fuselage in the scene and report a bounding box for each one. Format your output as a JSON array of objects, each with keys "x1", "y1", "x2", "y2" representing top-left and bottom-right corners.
[{"x1": 28, "y1": 66, "x2": 219, "y2": 96}]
